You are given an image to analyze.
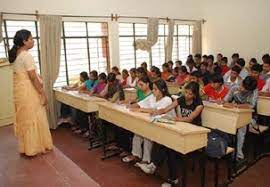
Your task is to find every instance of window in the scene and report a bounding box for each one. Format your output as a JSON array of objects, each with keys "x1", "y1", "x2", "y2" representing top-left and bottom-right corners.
[
  {"x1": 172, "y1": 24, "x2": 193, "y2": 64},
  {"x1": 119, "y1": 23, "x2": 150, "y2": 70},
  {"x1": 54, "y1": 21, "x2": 109, "y2": 87},
  {"x1": 1, "y1": 20, "x2": 41, "y2": 72}
]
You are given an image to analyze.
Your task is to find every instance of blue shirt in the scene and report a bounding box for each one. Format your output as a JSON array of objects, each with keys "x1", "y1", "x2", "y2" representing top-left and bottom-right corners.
[{"x1": 85, "y1": 79, "x2": 98, "y2": 91}]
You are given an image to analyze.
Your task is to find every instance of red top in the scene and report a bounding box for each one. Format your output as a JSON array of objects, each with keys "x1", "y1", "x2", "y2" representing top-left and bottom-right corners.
[
  {"x1": 257, "y1": 78, "x2": 265, "y2": 91},
  {"x1": 221, "y1": 65, "x2": 230, "y2": 76},
  {"x1": 203, "y1": 83, "x2": 229, "y2": 100},
  {"x1": 176, "y1": 74, "x2": 188, "y2": 86},
  {"x1": 161, "y1": 71, "x2": 173, "y2": 81}
]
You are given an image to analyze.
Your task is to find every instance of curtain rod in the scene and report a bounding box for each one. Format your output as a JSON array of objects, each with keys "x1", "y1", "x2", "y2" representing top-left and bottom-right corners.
[{"x1": 1, "y1": 11, "x2": 206, "y2": 23}]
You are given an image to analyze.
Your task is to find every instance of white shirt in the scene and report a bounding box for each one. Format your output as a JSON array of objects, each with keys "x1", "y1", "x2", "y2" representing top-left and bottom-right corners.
[
  {"x1": 224, "y1": 69, "x2": 248, "y2": 81},
  {"x1": 224, "y1": 76, "x2": 242, "y2": 89},
  {"x1": 186, "y1": 66, "x2": 198, "y2": 73},
  {"x1": 138, "y1": 95, "x2": 176, "y2": 117},
  {"x1": 262, "y1": 78, "x2": 270, "y2": 92},
  {"x1": 127, "y1": 76, "x2": 137, "y2": 87}
]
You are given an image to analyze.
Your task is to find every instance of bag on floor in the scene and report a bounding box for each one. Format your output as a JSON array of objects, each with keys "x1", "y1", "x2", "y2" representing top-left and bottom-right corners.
[{"x1": 206, "y1": 129, "x2": 230, "y2": 158}]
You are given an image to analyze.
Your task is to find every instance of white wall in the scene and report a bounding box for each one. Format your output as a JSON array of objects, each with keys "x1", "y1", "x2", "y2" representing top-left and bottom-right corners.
[{"x1": 202, "y1": 0, "x2": 270, "y2": 63}]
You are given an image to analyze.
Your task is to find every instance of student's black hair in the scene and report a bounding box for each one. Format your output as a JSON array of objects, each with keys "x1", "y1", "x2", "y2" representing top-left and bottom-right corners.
[
  {"x1": 90, "y1": 70, "x2": 98, "y2": 80},
  {"x1": 217, "y1": 53, "x2": 223, "y2": 57},
  {"x1": 151, "y1": 66, "x2": 161, "y2": 77},
  {"x1": 187, "y1": 54, "x2": 193, "y2": 59},
  {"x1": 184, "y1": 81, "x2": 201, "y2": 101},
  {"x1": 136, "y1": 67, "x2": 147, "y2": 76},
  {"x1": 190, "y1": 70, "x2": 203, "y2": 78},
  {"x1": 107, "y1": 72, "x2": 116, "y2": 82},
  {"x1": 211, "y1": 73, "x2": 224, "y2": 84},
  {"x1": 8, "y1": 29, "x2": 32, "y2": 63},
  {"x1": 112, "y1": 66, "x2": 120, "y2": 74},
  {"x1": 153, "y1": 79, "x2": 170, "y2": 97},
  {"x1": 180, "y1": 66, "x2": 188, "y2": 73},
  {"x1": 207, "y1": 55, "x2": 214, "y2": 62},
  {"x1": 175, "y1": 60, "x2": 182, "y2": 66},
  {"x1": 186, "y1": 58, "x2": 195, "y2": 65},
  {"x1": 242, "y1": 76, "x2": 257, "y2": 91},
  {"x1": 213, "y1": 63, "x2": 222, "y2": 74},
  {"x1": 141, "y1": 62, "x2": 148, "y2": 69},
  {"x1": 194, "y1": 53, "x2": 202, "y2": 58},
  {"x1": 122, "y1": 69, "x2": 129, "y2": 75},
  {"x1": 231, "y1": 65, "x2": 241, "y2": 74},
  {"x1": 201, "y1": 62, "x2": 208, "y2": 67},
  {"x1": 236, "y1": 58, "x2": 246, "y2": 67},
  {"x1": 98, "y1": 72, "x2": 107, "y2": 81},
  {"x1": 251, "y1": 63, "x2": 263, "y2": 73},
  {"x1": 80, "y1": 71, "x2": 89, "y2": 81},
  {"x1": 250, "y1": 58, "x2": 257, "y2": 64},
  {"x1": 173, "y1": 67, "x2": 179, "y2": 73},
  {"x1": 167, "y1": 61, "x2": 173, "y2": 65},
  {"x1": 262, "y1": 55, "x2": 270, "y2": 65},
  {"x1": 162, "y1": 62, "x2": 169, "y2": 68},
  {"x1": 232, "y1": 53, "x2": 239, "y2": 58},
  {"x1": 138, "y1": 75, "x2": 153, "y2": 90},
  {"x1": 130, "y1": 68, "x2": 137, "y2": 73},
  {"x1": 262, "y1": 54, "x2": 270, "y2": 60},
  {"x1": 202, "y1": 55, "x2": 208, "y2": 58},
  {"x1": 221, "y1": 57, "x2": 228, "y2": 63}
]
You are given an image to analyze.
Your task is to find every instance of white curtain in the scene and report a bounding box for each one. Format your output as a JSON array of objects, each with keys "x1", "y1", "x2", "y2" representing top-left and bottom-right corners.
[
  {"x1": 0, "y1": 13, "x2": 3, "y2": 43},
  {"x1": 39, "y1": 15, "x2": 62, "y2": 129},
  {"x1": 165, "y1": 19, "x2": 175, "y2": 62},
  {"x1": 192, "y1": 21, "x2": 202, "y2": 55},
  {"x1": 135, "y1": 18, "x2": 159, "y2": 51}
]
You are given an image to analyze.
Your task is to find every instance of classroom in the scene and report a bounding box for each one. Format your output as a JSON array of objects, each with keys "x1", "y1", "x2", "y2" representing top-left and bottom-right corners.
[{"x1": 0, "y1": 0, "x2": 270, "y2": 186}]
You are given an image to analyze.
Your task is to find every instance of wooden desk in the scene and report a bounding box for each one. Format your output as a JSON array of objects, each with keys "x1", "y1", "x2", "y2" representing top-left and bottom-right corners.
[
  {"x1": 167, "y1": 82, "x2": 181, "y2": 95},
  {"x1": 123, "y1": 88, "x2": 137, "y2": 101},
  {"x1": 54, "y1": 88, "x2": 106, "y2": 113},
  {"x1": 202, "y1": 101, "x2": 253, "y2": 135},
  {"x1": 257, "y1": 96, "x2": 270, "y2": 116},
  {"x1": 98, "y1": 102, "x2": 209, "y2": 155}
]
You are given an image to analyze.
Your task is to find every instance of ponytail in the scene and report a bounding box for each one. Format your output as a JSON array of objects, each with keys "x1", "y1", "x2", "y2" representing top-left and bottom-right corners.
[{"x1": 8, "y1": 45, "x2": 18, "y2": 63}]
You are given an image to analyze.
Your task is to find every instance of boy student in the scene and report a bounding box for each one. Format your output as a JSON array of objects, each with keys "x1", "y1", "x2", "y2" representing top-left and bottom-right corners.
[
  {"x1": 250, "y1": 64, "x2": 265, "y2": 91},
  {"x1": 199, "y1": 62, "x2": 211, "y2": 85},
  {"x1": 223, "y1": 76, "x2": 258, "y2": 161},
  {"x1": 246, "y1": 58, "x2": 257, "y2": 73},
  {"x1": 206, "y1": 55, "x2": 214, "y2": 73},
  {"x1": 260, "y1": 55, "x2": 270, "y2": 81},
  {"x1": 220, "y1": 57, "x2": 230, "y2": 76},
  {"x1": 203, "y1": 74, "x2": 229, "y2": 102},
  {"x1": 216, "y1": 53, "x2": 223, "y2": 65},
  {"x1": 194, "y1": 53, "x2": 202, "y2": 68},
  {"x1": 230, "y1": 53, "x2": 240, "y2": 68},
  {"x1": 224, "y1": 58, "x2": 249, "y2": 80},
  {"x1": 186, "y1": 58, "x2": 197, "y2": 73},
  {"x1": 224, "y1": 66, "x2": 242, "y2": 89}
]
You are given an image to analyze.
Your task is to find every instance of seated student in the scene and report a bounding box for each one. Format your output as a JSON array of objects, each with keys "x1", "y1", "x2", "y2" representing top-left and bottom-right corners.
[
  {"x1": 141, "y1": 62, "x2": 151, "y2": 77},
  {"x1": 137, "y1": 82, "x2": 203, "y2": 186},
  {"x1": 199, "y1": 62, "x2": 211, "y2": 85},
  {"x1": 175, "y1": 60, "x2": 182, "y2": 68},
  {"x1": 230, "y1": 53, "x2": 240, "y2": 68},
  {"x1": 212, "y1": 62, "x2": 222, "y2": 75},
  {"x1": 161, "y1": 63, "x2": 173, "y2": 81},
  {"x1": 250, "y1": 64, "x2": 265, "y2": 91},
  {"x1": 175, "y1": 66, "x2": 189, "y2": 86},
  {"x1": 194, "y1": 53, "x2": 202, "y2": 68},
  {"x1": 89, "y1": 73, "x2": 107, "y2": 96},
  {"x1": 260, "y1": 78, "x2": 270, "y2": 96},
  {"x1": 125, "y1": 68, "x2": 138, "y2": 88},
  {"x1": 202, "y1": 54, "x2": 208, "y2": 63},
  {"x1": 120, "y1": 69, "x2": 129, "y2": 87},
  {"x1": 167, "y1": 67, "x2": 179, "y2": 82},
  {"x1": 216, "y1": 53, "x2": 223, "y2": 66},
  {"x1": 150, "y1": 66, "x2": 162, "y2": 82},
  {"x1": 168, "y1": 61, "x2": 174, "y2": 73},
  {"x1": 246, "y1": 58, "x2": 257, "y2": 73},
  {"x1": 182, "y1": 71, "x2": 205, "y2": 99},
  {"x1": 223, "y1": 76, "x2": 258, "y2": 161},
  {"x1": 224, "y1": 58, "x2": 249, "y2": 80},
  {"x1": 224, "y1": 65, "x2": 242, "y2": 89},
  {"x1": 186, "y1": 58, "x2": 197, "y2": 73},
  {"x1": 62, "y1": 71, "x2": 89, "y2": 91},
  {"x1": 203, "y1": 74, "x2": 229, "y2": 102},
  {"x1": 260, "y1": 55, "x2": 270, "y2": 81},
  {"x1": 79, "y1": 70, "x2": 98, "y2": 93},
  {"x1": 111, "y1": 66, "x2": 122, "y2": 80},
  {"x1": 206, "y1": 55, "x2": 214, "y2": 73},
  {"x1": 220, "y1": 57, "x2": 230, "y2": 76},
  {"x1": 122, "y1": 76, "x2": 154, "y2": 162}
]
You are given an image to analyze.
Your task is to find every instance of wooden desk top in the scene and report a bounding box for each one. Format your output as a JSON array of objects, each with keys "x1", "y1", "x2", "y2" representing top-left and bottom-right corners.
[{"x1": 203, "y1": 101, "x2": 254, "y2": 113}]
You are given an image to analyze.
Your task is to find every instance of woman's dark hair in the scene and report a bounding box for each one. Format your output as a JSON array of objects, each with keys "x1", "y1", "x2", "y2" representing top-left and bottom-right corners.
[
  {"x1": 122, "y1": 69, "x2": 129, "y2": 75},
  {"x1": 136, "y1": 67, "x2": 147, "y2": 76},
  {"x1": 153, "y1": 79, "x2": 170, "y2": 97},
  {"x1": 167, "y1": 61, "x2": 173, "y2": 66},
  {"x1": 211, "y1": 73, "x2": 224, "y2": 84},
  {"x1": 242, "y1": 76, "x2": 257, "y2": 91},
  {"x1": 98, "y1": 73, "x2": 107, "y2": 82},
  {"x1": 80, "y1": 71, "x2": 89, "y2": 81},
  {"x1": 207, "y1": 55, "x2": 214, "y2": 62},
  {"x1": 221, "y1": 57, "x2": 228, "y2": 63},
  {"x1": 90, "y1": 70, "x2": 98, "y2": 80},
  {"x1": 186, "y1": 58, "x2": 195, "y2": 65},
  {"x1": 112, "y1": 66, "x2": 120, "y2": 74},
  {"x1": 194, "y1": 53, "x2": 202, "y2": 59},
  {"x1": 162, "y1": 62, "x2": 169, "y2": 68},
  {"x1": 231, "y1": 65, "x2": 241, "y2": 74},
  {"x1": 250, "y1": 58, "x2": 257, "y2": 64},
  {"x1": 151, "y1": 66, "x2": 161, "y2": 77},
  {"x1": 236, "y1": 58, "x2": 246, "y2": 67},
  {"x1": 107, "y1": 72, "x2": 116, "y2": 82},
  {"x1": 190, "y1": 70, "x2": 203, "y2": 78},
  {"x1": 185, "y1": 81, "x2": 201, "y2": 101},
  {"x1": 180, "y1": 65, "x2": 188, "y2": 73},
  {"x1": 130, "y1": 68, "x2": 136, "y2": 74},
  {"x1": 8, "y1": 29, "x2": 32, "y2": 63},
  {"x1": 232, "y1": 53, "x2": 239, "y2": 58},
  {"x1": 175, "y1": 60, "x2": 182, "y2": 66},
  {"x1": 173, "y1": 67, "x2": 179, "y2": 74},
  {"x1": 138, "y1": 75, "x2": 153, "y2": 90}
]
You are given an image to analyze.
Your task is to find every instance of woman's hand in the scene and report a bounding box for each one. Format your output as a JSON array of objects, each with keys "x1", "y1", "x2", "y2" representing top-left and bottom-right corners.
[
  {"x1": 174, "y1": 116, "x2": 183, "y2": 121},
  {"x1": 150, "y1": 109, "x2": 162, "y2": 116},
  {"x1": 40, "y1": 92, "x2": 48, "y2": 106}
]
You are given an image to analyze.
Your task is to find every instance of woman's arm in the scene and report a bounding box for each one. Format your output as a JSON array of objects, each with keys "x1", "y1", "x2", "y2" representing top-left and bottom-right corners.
[
  {"x1": 175, "y1": 105, "x2": 203, "y2": 123},
  {"x1": 151, "y1": 100, "x2": 178, "y2": 115}
]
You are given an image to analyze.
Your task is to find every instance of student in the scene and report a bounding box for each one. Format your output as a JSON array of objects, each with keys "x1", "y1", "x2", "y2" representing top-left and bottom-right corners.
[
  {"x1": 207, "y1": 55, "x2": 214, "y2": 73},
  {"x1": 111, "y1": 66, "x2": 122, "y2": 80},
  {"x1": 63, "y1": 71, "x2": 89, "y2": 91},
  {"x1": 175, "y1": 66, "x2": 189, "y2": 86},
  {"x1": 230, "y1": 53, "x2": 240, "y2": 68},
  {"x1": 224, "y1": 58, "x2": 249, "y2": 80},
  {"x1": 212, "y1": 62, "x2": 222, "y2": 75},
  {"x1": 260, "y1": 56, "x2": 270, "y2": 81},
  {"x1": 182, "y1": 71, "x2": 205, "y2": 99},
  {"x1": 199, "y1": 62, "x2": 211, "y2": 85},
  {"x1": 150, "y1": 66, "x2": 162, "y2": 82},
  {"x1": 121, "y1": 69, "x2": 129, "y2": 87},
  {"x1": 168, "y1": 61, "x2": 174, "y2": 73},
  {"x1": 136, "y1": 67, "x2": 147, "y2": 80},
  {"x1": 220, "y1": 57, "x2": 230, "y2": 76},
  {"x1": 121, "y1": 77, "x2": 153, "y2": 163},
  {"x1": 216, "y1": 53, "x2": 223, "y2": 65},
  {"x1": 80, "y1": 70, "x2": 98, "y2": 92},
  {"x1": 137, "y1": 82, "x2": 203, "y2": 186},
  {"x1": 161, "y1": 63, "x2": 173, "y2": 81},
  {"x1": 202, "y1": 55, "x2": 208, "y2": 63},
  {"x1": 126, "y1": 68, "x2": 138, "y2": 88},
  {"x1": 203, "y1": 74, "x2": 229, "y2": 102},
  {"x1": 141, "y1": 62, "x2": 151, "y2": 77},
  {"x1": 223, "y1": 76, "x2": 258, "y2": 161},
  {"x1": 224, "y1": 65, "x2": 242, "y2": 89},
  {"x1": 186, "y1": 58, "x2": 197, "y2": 73},
  {"x1": 260, "y1": 78, "x2": 270, "y2": 96},
  {"x1": 167, "y1": 67, "x2": 179, "y2": 82},
  {"x1": 175, "y1": 60, "x2": 182, "y2": 68},
  {"x1": 89, "y1": 73, "x2": 107, "y2": 96},
  {"x1": 250, "y1": 64, "x2": 265, "y2": 91},
  {"x1": 194, "y1": 53, "x2": 202, "y2": 68},
  {"x1": 246, "y1": 58, "x2": 257, "y2": 73}
]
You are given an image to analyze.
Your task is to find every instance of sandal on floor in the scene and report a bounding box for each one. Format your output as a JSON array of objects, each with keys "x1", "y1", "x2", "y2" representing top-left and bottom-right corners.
[
  {"x1": 119, "y1": 151, "x2": 129, "y2": 157},
  {"x1": 122, "y1": 155, "x2": 138, "y2": 163},
  {"x1": 82, "y1": 131, "x2": 90, "y2": 138}
]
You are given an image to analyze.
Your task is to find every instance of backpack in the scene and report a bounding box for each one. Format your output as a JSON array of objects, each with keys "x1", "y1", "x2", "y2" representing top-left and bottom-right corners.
[{"x1": 205, "y1": 129, "x2": 230, "y2": 158}]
